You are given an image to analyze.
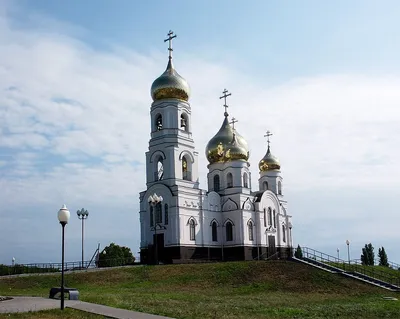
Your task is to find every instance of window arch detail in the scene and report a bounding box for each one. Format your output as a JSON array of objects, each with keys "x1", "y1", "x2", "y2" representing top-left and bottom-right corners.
[
  {"x1": 182, "y1": 156, "x2": 191, "y2": 181},
  {"x1": 211, "y1": 221, "x2": 218, "y2": 242},
  {"x1": 180, "y1": 113, "x2": 189, "y2": 132},
  {"x1": 263, "y1": 181, "x2": 268, "y2": 191},
  {"x1": 188, "y1": 218, "x2": 197, "y2": 241},
  {"x1": 268, "y1": 207, "x2": 273, "y2": 226},
  {"x1": 282, "y1": 224, "x2": 286, "y2": 242},
  {"x1": 278, "y1": 181, "x2": 282, "y2": 195},
  {"x1": 164, "y1": 204, "x2": 169, "y2": 225}
]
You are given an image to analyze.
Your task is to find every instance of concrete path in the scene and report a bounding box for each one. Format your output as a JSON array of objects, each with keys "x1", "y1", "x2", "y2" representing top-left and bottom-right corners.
[{"x1": 0, "y1": 297, "x2": 173, "y2": 319}]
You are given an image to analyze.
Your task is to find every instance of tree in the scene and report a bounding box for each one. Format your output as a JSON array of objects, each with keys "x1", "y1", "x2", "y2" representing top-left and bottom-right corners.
[
  {"x1": 361, "y1": 243, "x2": 374, "y2": 266},
  {"x1": 98, "y1": 243, "x2": 135, "y2": 268},
  {"x1": 378, "y1": 247, "x2": 389, "y2": 267},
  {"x1": 294, "y1": 245, "x2": 303, "y2": 259}
]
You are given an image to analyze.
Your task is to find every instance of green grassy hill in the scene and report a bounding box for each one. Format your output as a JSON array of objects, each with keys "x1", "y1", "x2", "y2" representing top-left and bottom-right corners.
[{"x1": 1, "y1": 260, "x2": 399, "y2": 319}]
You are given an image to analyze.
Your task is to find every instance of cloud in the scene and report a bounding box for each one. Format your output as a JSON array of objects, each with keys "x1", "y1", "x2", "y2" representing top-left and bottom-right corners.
[{"x1": 0, "y1": 4, "x2": 399, "y2": 263}]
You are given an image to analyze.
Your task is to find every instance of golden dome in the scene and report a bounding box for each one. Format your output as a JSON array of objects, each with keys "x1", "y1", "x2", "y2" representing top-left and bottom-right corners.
[
  {"x1": 205, "y1": 116, "x2": 249, "y2": 164},
  {"x1": 151, "y1": 59, "x2": 190, "y2": 102},
  {"x1": 259, "y1": 146, "x2": 281, "y2": 171}
]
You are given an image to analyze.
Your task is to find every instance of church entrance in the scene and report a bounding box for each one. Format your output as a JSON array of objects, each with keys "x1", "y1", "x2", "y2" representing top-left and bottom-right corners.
[
  {"x1": 153, "y1": 233, "x2": 165, "y2": 264},
  {"x1": 268, "y1": 235, "x2": 276, "y2": 256}
]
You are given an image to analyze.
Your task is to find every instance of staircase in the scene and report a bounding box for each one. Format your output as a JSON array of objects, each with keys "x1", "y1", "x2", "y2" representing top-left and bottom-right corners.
[{"x1": 293, "y1": 247, "x2": 400, "y2": 292}]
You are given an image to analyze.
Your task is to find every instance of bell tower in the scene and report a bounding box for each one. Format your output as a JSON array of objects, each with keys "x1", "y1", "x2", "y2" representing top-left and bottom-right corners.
[{"x1": 145, "y1": 31, "x2": 199, "y2": 188}]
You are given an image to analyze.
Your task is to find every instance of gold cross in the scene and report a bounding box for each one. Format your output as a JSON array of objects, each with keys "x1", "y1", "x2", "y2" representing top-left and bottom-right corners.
[
  {"x1": 230, "y1": 117, "x2": 238, "y2": 130},
  {"x1": 219, "y1": 89, "x2": 232, "y2": 117},
  {"x1": 264, "y1": 130, "x2": 273, "y2": 147}
]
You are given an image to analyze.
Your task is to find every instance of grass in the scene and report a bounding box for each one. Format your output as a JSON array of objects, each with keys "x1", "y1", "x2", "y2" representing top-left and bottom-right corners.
[{"x1": 1, "y1": 260, "x2": 399, "y2": 318}]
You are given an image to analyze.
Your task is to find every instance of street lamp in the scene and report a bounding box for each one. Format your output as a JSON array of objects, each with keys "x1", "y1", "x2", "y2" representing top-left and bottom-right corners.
[
  {"x1": 58, "y1": 204, "x2": 70, "y2": 310},
  {"x1": 337, "y1": 248, "x2": 340, "y2": 260},
  {"x1": 346, "y1": 240, "x2": 350, "y2": 265},
  {"x1": 76, "y1": 208, "x2": 89, "y2": 269},
  {"x1": 148, "y1": 193, "x2": 166, "y2": 265}
]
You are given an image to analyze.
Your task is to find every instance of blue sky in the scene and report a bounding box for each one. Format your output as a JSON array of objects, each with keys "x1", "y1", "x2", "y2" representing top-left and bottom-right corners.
[{"x1": 1, "y1": 0, "x2": 400, "y2": 264}]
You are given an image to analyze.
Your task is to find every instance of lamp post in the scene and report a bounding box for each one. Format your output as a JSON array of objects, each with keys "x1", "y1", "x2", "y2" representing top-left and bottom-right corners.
[
  {"x1": 57, "y1": 204, "x2": 70, "y2": 310},
  {"x1": 148, "y1": 193, "x2": 166, "y2": 265},
  {"x1": 76, "y1": 208, "x2": 89, "y2": 269},
  {"x1": 346, "y1": 240, "x2": 350, "y2": 265},
  {"x1": 337, "y1": 248, "x2": 340, "y2": 260}
]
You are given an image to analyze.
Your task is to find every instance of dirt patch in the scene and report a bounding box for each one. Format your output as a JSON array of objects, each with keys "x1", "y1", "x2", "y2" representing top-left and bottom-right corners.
[{"x1": 0, "y1": 296, "x2": 13, "y2": 302}]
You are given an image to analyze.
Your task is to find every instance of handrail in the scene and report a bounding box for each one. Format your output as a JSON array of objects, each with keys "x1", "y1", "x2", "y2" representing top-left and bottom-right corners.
[{"x1": 301, "y1": 247, "x2": 400, "y2": 287}]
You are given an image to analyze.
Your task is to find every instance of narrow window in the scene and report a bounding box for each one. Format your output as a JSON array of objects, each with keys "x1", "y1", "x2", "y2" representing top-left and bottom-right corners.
[
  {"x1": 268, "y1": 207, "x2": 272, "y2": 226},
  {"x1": 227, "y1": 173, "x2": 233, "y2": 188},
  {"x1": 189, "y1": 219, "x2": 196, "y2": 241},
  {"x1": 278, "y1": 181, "x2": 282, "y2": 195},
  {"x1": 155, "y1": 114, "x2": 163, "y2": 131},
  {"x1": 164, "y1": 203, "x2": 169, "y2": 225},
  {"x1": 243, "y1": 173, "x2": 248, "y2": 188},
  {"x1": 182, "y1": 156, "x2": 190, "y2": 180},
  {"x1": 212, "y1": 222, "x2": 218, "y2": 242},
  {"x1": 150, "y1": 206, "x2": 154, "y2": 227},
  {"x1": 155, "y1": 202, "x2": 162, "y2": 224},
  {"x1": 248, "y1": 221, "x2": 254, "y2": 241},
  {"x1": 180, "y1": 114, "x2": 188, "y2": 132},
  {"x1": 213, "y1": 175, "x2": 220, "y2": 192},
  {"x1": 226, "y1": 222, "x2": 233, "y2": 241},
  {"x1": 282, "y1": 225, "x2": 286, "y2": 242},
  {"x1": 156, "y1": 158, "x2": 164, "y2": 181},
  {"x1": 273, "y1": 209, "x2": 276, "y2": 228},
  {"x1": 263, "y1": 208, "x2": 267, "y2": 227},
  {"x1": 263, "y1": 181, "x2": 268, "y2": 190}
]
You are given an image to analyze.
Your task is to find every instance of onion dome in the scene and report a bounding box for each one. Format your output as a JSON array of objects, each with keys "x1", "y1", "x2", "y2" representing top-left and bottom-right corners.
[
  {"x1": 259, "y1": 146, "x2": 281, "y2": 172},
  {"x1": 151, "y1": 59, "x2": 190, "y2": 102},
  {"x1": 205, "y1": 116, "x2": 249, "y2": 164}
]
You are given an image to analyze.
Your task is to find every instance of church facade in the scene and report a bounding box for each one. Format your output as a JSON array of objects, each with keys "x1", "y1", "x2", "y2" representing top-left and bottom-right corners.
[{"x1": 139, "y1": 31, "x2": 293, "y2": 264}]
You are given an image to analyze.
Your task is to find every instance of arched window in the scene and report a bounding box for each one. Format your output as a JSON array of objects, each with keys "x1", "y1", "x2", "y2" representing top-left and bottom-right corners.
[
  {"x1": 180, "y1": 113, "x2": 188, "y2": 132},
  {"x1": 248, "y1": 221, "x2": 254, "y2": 241},
  {"x1": 226, "y1": 222, "x2": 233, "y2": 241},
  {"x1": 213, "y1": 175, "x2": 220, "y2": 192},
  {"x1": 282, "y1": 225, "x2": 286, "y2": 242},
  {"x1": 212, "y1": 222, "x2": 218, "y2": 242},
  {"x1": 156, "y1": 158, "x2": 164, "y2": 181},
  {"x1": 227, "y1": 173, "x2": 233, "y2": 188},
  {"x1": 150, "y1": 206, "x2": 154, "y2": 227},
  {"x1": 155, "y1": 114, "x2": 163, "y2": 131},
  {"x1": 155, "y1": 202, "x2": 162, "y2": 224},
  {"x1": 263, "y1": 181, "x2": 268, "y2": 191},
  {"x1": 278, "y1": 181, "x2": 282, "y2": 195},
  {"x1": 268, "y1": 207, "x2": 272, "y2": 226},
  {"x1": 164, "y1": 204, "x2": 169, "y2": 225},
  {"x1": 182, "y1": 156, "x2": 191, "y2": 180},
  {"x1": 243, "y1": 173, "x2": 248, "y2": 188},
  {"x1": 273, "y1": 209, "x2": 276, "y2": 228},
  {"x1": 189, "y1": 219, "x2": 196, "y2": 241}
]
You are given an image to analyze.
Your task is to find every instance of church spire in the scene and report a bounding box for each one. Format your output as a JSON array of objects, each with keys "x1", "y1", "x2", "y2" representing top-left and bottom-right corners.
[{"x1": 219, "y1": 89, "x2": 232, "y2": 118}]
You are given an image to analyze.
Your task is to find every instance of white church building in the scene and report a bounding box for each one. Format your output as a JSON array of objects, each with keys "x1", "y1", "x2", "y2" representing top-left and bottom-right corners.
[{"x1": 139, "y1": 31, "x2": 293, "y2": 264}]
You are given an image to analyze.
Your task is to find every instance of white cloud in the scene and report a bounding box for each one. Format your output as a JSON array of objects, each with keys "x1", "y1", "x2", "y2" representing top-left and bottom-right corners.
[{"x1": 1, "y1": 5, "x2": 400, "y2": 263}]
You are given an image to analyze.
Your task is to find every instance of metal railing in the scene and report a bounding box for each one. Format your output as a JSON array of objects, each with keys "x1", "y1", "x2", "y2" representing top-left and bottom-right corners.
[
  {"x1": 0, "y1": 257, "x2": 137, "y2": 276},
  {"x1": 301, "y1": 247, "x2": 400, "y2": 288}
]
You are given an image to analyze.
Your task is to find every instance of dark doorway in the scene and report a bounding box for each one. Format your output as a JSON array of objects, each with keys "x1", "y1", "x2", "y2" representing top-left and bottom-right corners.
[
  {"x1": 268, "y1": 235, "x2": 276, "y2": 256},
  {"x1": 153, "y1": 233, "x2": 165, "y2": 264}
]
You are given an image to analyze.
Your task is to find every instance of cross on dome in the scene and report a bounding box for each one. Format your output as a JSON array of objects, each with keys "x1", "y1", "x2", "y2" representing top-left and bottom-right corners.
[
  {"x1": 164, "y1": 30, "x2": 177, "y2": 60},
  {"x1": 219, "y1": 89, "x2": 232, "y2": 117},
  {"x1": 264, "y1": 130, "x2": 273, "y2": 148},
  {"x1": 230, "y1": 117, "x2": 238, "y2": 130}
]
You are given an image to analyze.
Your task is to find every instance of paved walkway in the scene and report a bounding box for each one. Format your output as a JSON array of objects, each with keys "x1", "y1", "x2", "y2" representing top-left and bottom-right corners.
[{"x1": 0, "y1": 297, "x2": 173, "y2": 319}]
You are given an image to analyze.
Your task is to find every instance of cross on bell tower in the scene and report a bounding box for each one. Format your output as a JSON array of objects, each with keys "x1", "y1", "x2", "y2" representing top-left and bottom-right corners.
[
  {"x1": 230, "y1": 117, "x2": 238, "y2": 130},
  {"x1": 164, "y1": 30, "x2": 177, "y2": 60},
  {"x1": 220, "y1": 89, "x2": 232, "y2": 117}
]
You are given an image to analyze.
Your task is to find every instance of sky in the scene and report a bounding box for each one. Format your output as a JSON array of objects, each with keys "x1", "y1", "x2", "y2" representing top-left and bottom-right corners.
[{"x1": 1, "y1": 0, "x2": 400, "y2": 265}]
